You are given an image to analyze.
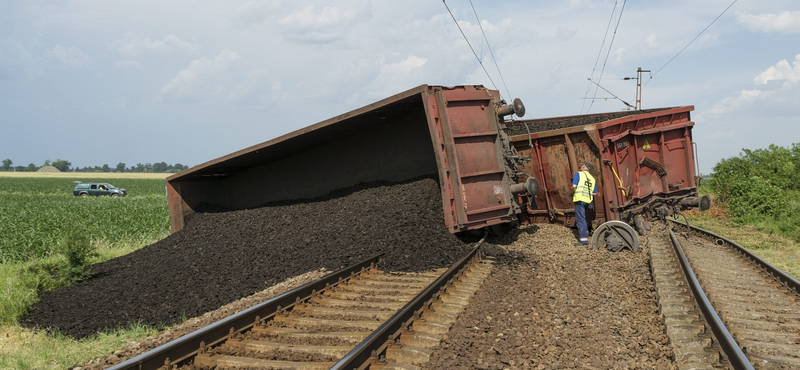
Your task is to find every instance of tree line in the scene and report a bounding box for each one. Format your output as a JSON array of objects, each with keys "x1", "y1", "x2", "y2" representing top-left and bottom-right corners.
[{"x1": 1, "y1": 158, "x2": 190, "y2": 173}]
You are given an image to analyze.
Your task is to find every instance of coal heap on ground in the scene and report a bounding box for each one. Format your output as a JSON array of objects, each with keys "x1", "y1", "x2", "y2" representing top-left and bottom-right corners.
[{"x1": 20, "y1": 177, "x2": 472, "y2": 339}]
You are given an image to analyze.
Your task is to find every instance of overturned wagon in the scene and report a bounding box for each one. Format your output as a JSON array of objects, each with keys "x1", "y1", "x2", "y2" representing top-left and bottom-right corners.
[
  {"x1": 167, "y1": 85, "x2": 531, "y2": 236},
  {"x1": 166, "y1": 85, "x2": 708, "y2": 251},
  {"x1": 506, "y1": 107, "x2": 710, "y2": 251}
]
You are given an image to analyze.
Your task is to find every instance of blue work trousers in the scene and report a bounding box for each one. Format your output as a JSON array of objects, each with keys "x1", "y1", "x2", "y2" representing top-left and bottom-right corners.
[{"x1": 574, "y1": 201, "x2": 589, "y2": 242}]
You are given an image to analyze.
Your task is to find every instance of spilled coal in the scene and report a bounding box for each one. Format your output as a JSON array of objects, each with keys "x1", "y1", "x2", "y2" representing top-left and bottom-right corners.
[{"x1": 20, "y1": 177, "x2": 476, "y2": 339}]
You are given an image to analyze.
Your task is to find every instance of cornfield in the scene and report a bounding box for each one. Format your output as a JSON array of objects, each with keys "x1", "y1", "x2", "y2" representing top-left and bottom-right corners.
[{"x1": 0, "y1": 177, "x2": 170, "y2": 263}]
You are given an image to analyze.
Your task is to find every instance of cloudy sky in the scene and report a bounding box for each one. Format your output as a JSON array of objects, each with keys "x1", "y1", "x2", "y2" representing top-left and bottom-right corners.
[{"x1": 1, "y1": 0, "x2": 798, "y2": 174}]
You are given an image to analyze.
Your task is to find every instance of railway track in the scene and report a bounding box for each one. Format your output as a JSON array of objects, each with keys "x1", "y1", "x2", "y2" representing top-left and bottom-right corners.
[
  {"x1": 649, "y1": 221, "x2": 800, "y2": 370},
  {"x1": 108, "y1": 243, "x2": 493, "y2": 370}
]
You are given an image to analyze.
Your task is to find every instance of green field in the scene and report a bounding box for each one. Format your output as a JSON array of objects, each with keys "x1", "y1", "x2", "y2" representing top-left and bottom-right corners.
[
  {"x1": 0, "y1": 174, "x2": 171, "y2": 369},
  {"x1": 0, "y1": 176, "x2": 170, "y2": 263}
]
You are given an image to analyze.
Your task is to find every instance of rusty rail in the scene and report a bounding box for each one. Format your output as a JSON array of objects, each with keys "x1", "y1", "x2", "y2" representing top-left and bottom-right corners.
[
  {"x1": 666, "y1": 227, "x2": 754, "y2": 370},
  {"x1": 669, "y1": 219, "x2": 800, "y2": 294},
  {"x1": 107, "y1": 254, "x2": 382, "y2": 370},
  {"x1": 331, "y1": 238, "x2": 485, "y2": 369}
]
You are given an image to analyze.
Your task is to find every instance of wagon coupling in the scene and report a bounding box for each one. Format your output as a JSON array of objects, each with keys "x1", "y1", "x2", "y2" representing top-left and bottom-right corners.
[
  {"x1": 679, "y1": 194, "x2": 711, "y2": 211},
  {"x1": 496, "y1": 97, "x2": 526, "y2": 117},
  {"x1": 509, "y1": 176, "x2": 539, "y2": 198}
]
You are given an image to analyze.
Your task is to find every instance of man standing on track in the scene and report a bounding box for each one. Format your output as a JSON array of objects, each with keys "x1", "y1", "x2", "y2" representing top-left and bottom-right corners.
[{"x1": 572, "y1": 162, "x2": 597, "y2": 246}]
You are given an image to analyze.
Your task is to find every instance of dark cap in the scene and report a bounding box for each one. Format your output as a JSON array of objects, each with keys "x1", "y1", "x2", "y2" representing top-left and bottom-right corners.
[{"x1": 582, "y1": 162, "x2": 593, "y2": 170}]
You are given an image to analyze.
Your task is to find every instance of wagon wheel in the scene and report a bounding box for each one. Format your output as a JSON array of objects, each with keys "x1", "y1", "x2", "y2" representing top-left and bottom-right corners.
[{"x1": 591, "y1": 221, "x2": 640, "y2": 252}]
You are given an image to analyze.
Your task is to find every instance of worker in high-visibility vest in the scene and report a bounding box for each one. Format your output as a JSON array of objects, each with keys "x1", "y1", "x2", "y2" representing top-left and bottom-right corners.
[{"x1": 572, "y1": 162, "x2": 597, "y2": 246}]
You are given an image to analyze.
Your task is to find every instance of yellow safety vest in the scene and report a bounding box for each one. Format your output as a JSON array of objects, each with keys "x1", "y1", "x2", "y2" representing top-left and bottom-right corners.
[{"x1": 573, "y1": 171, "x2": 596, "y2": 203}]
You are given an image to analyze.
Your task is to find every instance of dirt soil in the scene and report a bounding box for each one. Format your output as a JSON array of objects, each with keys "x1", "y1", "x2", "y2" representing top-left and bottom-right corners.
[
  {"x1": 422, "y1": 224, "x2": 676, "y2": 370},
  {"x1": 20, "y1": 177, "x2": 473, "y2": 340}
]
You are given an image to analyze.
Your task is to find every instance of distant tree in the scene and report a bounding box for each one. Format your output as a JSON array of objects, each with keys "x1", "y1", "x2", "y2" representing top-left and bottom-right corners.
[
  {"x1": 134, "y1": 163, "x2": 145, "y2": 172},
  {"x1": 14, "y1": 166, "x2": 24, "y2": 172},
  {"x1": 2, "y1": 159, "x2": 11, "y2": 171},
  {"x1": 101, "y1": 164, "x2": 110, "y2": 172},
  {"x1": 44, "y1": 159, "x2": 51, "y2": 166},
  {"x1": 152, "y1": 162, "x2": 168, "y2": 173},
  {"x1": 26, "y1": 163, "x2": 37, "y2": 171},
  {"x1": 115, "y1": 162, "x2": 126, "y2": 172},
  {"x1": 51, "y1": 159, "x2": 72, "y2": 172}
]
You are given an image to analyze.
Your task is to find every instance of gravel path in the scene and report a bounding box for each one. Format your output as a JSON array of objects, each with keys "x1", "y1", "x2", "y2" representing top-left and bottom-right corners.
[{"x1": 423, "y1": 224, "x2": 676, "y2": 369}]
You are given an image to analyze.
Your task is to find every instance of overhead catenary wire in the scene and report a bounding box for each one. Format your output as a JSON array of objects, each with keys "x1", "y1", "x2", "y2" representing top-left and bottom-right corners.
[
  {"x1": 582, "y1": 0, "x2": 620, "y2": 114},
  {"x1": 442, "y1": 0, "x2": 500, "y2": 97},
  {"x1": 586, "y1": 78, "x2": 634, "y2": 109},
  {"x1": 587, "y1": 0, "x2": 627, "y2": 113},
  {"x1": 646, "y1": 0, "x2": 738, "y2": 86},
  {"x1": 469, "y1": 0, "x2": 513, "y2": 101}
]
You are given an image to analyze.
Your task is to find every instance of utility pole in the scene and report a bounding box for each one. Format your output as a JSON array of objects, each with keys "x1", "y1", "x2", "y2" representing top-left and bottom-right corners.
[
  {"x1": 623, "y1": 67, "x2": 650, "y2": 110},
  {"x1": 635, "y1": 67, "x2": 650, "y2": 110}
]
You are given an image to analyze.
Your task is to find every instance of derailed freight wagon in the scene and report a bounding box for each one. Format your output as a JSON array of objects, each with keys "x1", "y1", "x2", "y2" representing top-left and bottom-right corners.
[
  {"x1": 505, "y1": 107, "x2": 711, "y2": 251},
  {"x1": 167, "y1": 85, "x2": 533, "y2": 236},
  {"x1": 166, "y1": 85, "x2": 709, "y2": 252}
]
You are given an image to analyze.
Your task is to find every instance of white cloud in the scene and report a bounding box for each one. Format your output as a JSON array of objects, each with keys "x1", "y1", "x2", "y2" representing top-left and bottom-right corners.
[
  {"x1": 568, "y1": 0, "x2": 593, "y2": 8},
  {"x1": 227, "y1": 69, "x2": 283, "y2": 105},
  {"x1": 645, "y1": 34, "x2": 658, "y2": 48},
  {"x1": 737, "y1": 11, "x2": 800, "y2": 34},
  {"x1": 159, "y1": 48, "x2": 241, "y2": 99},
  {"x1": 46, "y1": 45, "x2": 91, "y2": 67},
  {"x1": 380, "y1": 55, "x2": 427, "y2": 75},
  {"x1": 753, "y1": 54, "x2": 800, "y2": 86},
  {"x1": 704, "y1": 89, "x2": 771, "y2": 116},
  {"x1": 117, "y1": 35, "x2": 200, "y2": 57},
  {"x1": 280, "y1": 5, "x2": 355, "y2": 29},
  {"x1": 278, "y1": 3, "x2": 372, "y2": 44},
  {"x1": 356, "y1": 54, "x2": 429, "y2": 99},
  {"x1": 701, "y1": 54, "x2": 800, "y2": 117},
  {"x1": 232, "y1": 1, "x2": 276, "y2": 25}
]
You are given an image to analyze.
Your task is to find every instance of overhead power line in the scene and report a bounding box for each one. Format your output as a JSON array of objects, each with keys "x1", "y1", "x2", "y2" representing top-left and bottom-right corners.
[
  {"x1": 442, "y1": 0, "x2": 502, "y2": 97},
  {"x1": 646, "y1": 0, "x2": 738, "y2": 86},
  {"x1": 469, "y1": 0, "x2": 513, "y2": 100},
  {"x1": 586, "y1": 78, "x2": 635, "y2": 109},
  {"x1": 588, "y1": 0, "x2": 627, "y2": 113},
  {"x1": 586, "y1": 0, "x2": 628, "y2": 113},
  {"x1": 582, "y1": 0, "x2": 620, "y2": 113}
]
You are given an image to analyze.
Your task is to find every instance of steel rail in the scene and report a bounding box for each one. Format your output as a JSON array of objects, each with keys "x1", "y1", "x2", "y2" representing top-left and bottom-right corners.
[
  {"x1": 667, "y1": 227, "x2": 754, "y2": 370},
  {"x1": 107, "y1": 253, "x2": 383, "y2": 370},
  {"x1": 669, "y1": 219, "x2": 800, "y2": 294},
  {"x1": 331, "y1": 239, "x2": 485, "y2": 370}
]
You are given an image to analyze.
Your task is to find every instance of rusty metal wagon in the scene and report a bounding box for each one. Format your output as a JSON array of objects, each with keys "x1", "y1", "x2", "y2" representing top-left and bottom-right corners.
[{"x1": 166, "y1": 85, "x2": 708, "y2": 251}]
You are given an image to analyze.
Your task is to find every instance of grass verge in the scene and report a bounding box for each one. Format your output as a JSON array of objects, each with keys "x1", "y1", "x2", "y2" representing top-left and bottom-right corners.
[
  {"x1": 0, "y1": 235, "x2": 169, "y2": 369},
  {"x1": 0, "y1": 323, "x2": 159, "y2": 370},
  {"x1": 685, "y1": 207, "x2": 800, "y2": 279}
]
